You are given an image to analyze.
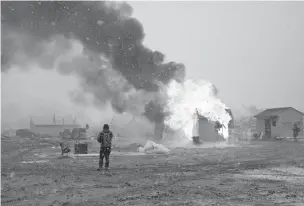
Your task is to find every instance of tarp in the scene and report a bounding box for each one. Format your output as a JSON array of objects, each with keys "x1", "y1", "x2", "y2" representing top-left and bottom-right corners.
[{"x1": 138, "y1": 140, "x2": 170, "y2": 154}]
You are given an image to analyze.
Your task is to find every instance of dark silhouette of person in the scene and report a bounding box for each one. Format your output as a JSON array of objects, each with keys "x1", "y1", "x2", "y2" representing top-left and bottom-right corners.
[
  {"x1": 97, "y1": 124, "x2": 114, "y2": 171},
  {"x1": 60, "y1": 143, "x2": 71, "y2": 156},
  {"x1": 293, "y1": 124, "x2": 300, "y2": 141}
]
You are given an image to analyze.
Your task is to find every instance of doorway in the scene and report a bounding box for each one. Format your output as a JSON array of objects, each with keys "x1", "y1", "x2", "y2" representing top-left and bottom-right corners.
[{"x1": 265, "y1": 119, "x2": 271, "y2": 138}]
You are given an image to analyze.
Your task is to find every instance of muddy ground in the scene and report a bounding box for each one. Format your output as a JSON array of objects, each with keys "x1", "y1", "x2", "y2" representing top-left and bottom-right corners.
[{"x1": 1, "y1": 136, "x2": 304, "y2": 206}]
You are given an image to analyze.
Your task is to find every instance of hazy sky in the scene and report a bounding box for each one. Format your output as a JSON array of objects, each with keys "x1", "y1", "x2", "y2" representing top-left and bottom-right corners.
[
  {"x1": 2, "y1": 1, "x2": 304, "y2": 129},
  {"x1": 129, "y1": 1, "x2": 304, "y2": 113}
]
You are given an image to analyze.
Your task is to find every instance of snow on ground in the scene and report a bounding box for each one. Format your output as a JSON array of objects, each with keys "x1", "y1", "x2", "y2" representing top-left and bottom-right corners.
[{"x1": 2, "y1": 137, "x2": 304, "y2": 205}]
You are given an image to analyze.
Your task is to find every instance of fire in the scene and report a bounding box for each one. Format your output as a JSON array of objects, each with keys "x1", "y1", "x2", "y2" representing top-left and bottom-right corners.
[{"x1": 164, "y1": 79, "x2": 231, "y2": 140}]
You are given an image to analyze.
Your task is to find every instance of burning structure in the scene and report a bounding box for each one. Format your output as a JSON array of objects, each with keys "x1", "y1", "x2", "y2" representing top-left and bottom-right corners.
[
  {"x1": 192, "y1": 108, "x2": 234, "y2": 144},
  {"x1": 154, "y1": 108, "x2": 234, "y2": 144},
  {"x1": 164, "y1": 80, "x2": 233, "y2": 143}
]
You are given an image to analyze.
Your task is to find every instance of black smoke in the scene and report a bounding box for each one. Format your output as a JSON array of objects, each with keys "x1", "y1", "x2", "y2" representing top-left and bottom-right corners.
[{"x1": 1, "y1": 1, "x2": 186, "y2": 124}]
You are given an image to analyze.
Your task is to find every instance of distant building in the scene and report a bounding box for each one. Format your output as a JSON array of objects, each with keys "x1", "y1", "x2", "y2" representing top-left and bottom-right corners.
[
  {"x1": 16, "y1": 129, "x2": 34, "y2": 138},
  {"x1": 30, "y1": 118, "x2": 81, "y2": 137},
  {"x1": 254, "y1": 107, "x2": 304, "y2": 138},
  {"x1": 1, "y1": 129, "x2": 16, "y2": 138}
]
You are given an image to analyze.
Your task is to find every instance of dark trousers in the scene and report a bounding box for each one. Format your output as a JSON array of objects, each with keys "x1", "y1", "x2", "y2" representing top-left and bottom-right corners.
[{"x1": 99, "y1": 147, "x2": 111, "y2": 168}]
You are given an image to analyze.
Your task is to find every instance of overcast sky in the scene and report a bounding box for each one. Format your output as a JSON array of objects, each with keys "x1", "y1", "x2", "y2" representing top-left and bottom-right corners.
[
  {"x1": 129, "y1": 1, "x2": 304, "y2": 113},
  {"x1": 2, "y1": 1, "x2": 304, "y2": 129}
]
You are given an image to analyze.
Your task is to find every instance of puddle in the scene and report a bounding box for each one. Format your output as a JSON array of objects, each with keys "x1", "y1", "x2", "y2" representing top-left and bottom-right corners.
[
  {"x1": 156, "y1": 171, "x2": 196, "y2": 177},
  {"x1": 72, "y1": 152, "x2": 148, "y2": 157},
  {"x1": 72, "y1": 153, "x2": 99, "y2": 157},
  {"x1": 270, "y1": 166, "x2": 304, "y2": 176},
  {"x1": 235, "y1": 166, "x2": 304, "y2": 185},
  {"x1": 21, "y1": 160, "x2": 49, "y2": 164},
  {"x1": 34, "y1": 153, "x2": 48, "y2": 158},
  {"x1": 35, "y1": 146, "x2": 167, "y2": 158},
  {"x1": 113, "y1": 152, "x2": 147, "y2": 156},
  {"x1": 24, "y1": 152, "x2": 165, "y2": 164}
]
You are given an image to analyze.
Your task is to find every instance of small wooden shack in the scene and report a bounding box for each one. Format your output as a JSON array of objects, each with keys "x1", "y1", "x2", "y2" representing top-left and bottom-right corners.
[{"x1": 192, "y1": 109, "x2": 234, "y2": 142}]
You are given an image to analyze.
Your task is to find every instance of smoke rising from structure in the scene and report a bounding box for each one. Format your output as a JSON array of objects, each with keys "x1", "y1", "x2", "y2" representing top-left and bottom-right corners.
[
  {"x1": 1, "y1": 1, "x2": 185, "y2": 124},
  {"x1": 165, "y1": 79, "x2": 231, "y2": 140}
]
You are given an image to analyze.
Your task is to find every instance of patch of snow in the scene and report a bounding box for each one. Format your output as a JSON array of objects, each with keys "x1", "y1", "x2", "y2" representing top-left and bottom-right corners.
[
  {"x1": 21, "y1": 160, "x2": 49, "y2": 164},
  {"x1": 138, "y1": 140, "x2": 170, "y2": 154},
  {"x1": 235, "y1": 167, "x2": 304, "y2": 185}
]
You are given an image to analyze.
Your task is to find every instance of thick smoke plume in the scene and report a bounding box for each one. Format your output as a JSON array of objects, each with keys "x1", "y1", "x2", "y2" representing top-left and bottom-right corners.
[{"x1": 1, "y1": 1, "x2": 185, "y2": 124}]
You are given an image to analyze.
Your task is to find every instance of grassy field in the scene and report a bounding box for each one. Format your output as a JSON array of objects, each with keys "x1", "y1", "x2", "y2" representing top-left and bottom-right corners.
[{"x1": 1, "y1": 136, "x2": 304, "y2": 206}]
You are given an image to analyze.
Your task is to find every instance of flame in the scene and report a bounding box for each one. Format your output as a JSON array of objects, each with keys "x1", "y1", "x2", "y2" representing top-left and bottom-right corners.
[{"x1": 164, "y1": 79, "x2": 231, "y2": 140}]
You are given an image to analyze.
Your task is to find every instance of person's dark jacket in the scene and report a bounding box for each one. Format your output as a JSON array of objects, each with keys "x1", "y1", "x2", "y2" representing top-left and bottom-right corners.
[{"x1": 97, "y1": 129, "x2": 113, "y2": 148}]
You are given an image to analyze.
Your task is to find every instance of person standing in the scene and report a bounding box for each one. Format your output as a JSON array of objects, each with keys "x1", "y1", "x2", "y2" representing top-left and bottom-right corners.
[
  {"x1": 293, "y1": 123, "x2": 300, "y2": 142},
  {"x1": 97, "y1": 124, "x2": 113, "y2": 171}
]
